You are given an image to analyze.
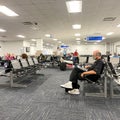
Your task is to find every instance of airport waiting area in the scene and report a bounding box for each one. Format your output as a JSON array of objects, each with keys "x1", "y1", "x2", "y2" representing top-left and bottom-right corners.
[
  {"x1": 0, "y1": 54, "x2": 120, "y2": 120},
  {"x1": 1, "y1": 0, "x2": 120, "y2": 119}
]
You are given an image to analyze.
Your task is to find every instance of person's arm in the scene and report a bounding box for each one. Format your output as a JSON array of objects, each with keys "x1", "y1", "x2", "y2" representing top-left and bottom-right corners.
[
  {"x1": 81, "y1": 70, "x2": 96, "y2": 78},
  {"x1": 85, "y1": 65, "x2": 91, "y2": 69}
]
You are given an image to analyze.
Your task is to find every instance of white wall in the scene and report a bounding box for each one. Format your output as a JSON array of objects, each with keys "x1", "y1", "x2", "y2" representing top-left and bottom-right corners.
[
  {"x1": 46, "y1": 44, "x2": 106, "y2": 55},
  {"x1": 0, "y1": 40, "x2": 44, "y2": 57},
  {"x1": 43, "y1": 48, "x2": 53, "y2": 55},
  {"x1": 36, "y1": 39, "x2": 43, "y2": 51},
  {"x1": 68, "y1": 44, "x2": 106, "y2": 55},
  {"x1": 113, "y1": 41, "x2": 120, "y2": 54},
  {"x1": 0, "y1": 40, "x2": 117, "y2": 57},
  {"x1": 0, "y1": 41, "x2": 23, "y2": 56}
]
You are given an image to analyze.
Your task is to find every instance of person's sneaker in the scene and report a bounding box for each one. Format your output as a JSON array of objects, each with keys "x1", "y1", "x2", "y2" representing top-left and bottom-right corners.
[
  {"x1": 68, "y1": 89, "x2": 80, "y2": 95},
  {"x1": 60, "y1": 57, "x2": 64, "y2": 62},
  {"x1": 60, "y1": 81, "x2": 72, "y2": 89},
  {"x1": 114, "y1": 79, "x2": 120, "y2": 85}
]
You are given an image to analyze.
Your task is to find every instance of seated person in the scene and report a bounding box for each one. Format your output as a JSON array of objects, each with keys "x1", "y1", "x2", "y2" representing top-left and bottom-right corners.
[
  {"x1": 60, "y1": 57, "x2": 73, "y2": 64},
  {"x1": 60, "y1": 50, "x2": 104, "y2": 95}
]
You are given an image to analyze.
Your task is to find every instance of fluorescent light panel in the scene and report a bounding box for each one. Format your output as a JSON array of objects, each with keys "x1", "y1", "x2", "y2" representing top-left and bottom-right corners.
[
  {"x1": 17, "y1": 35, "x2": 25, "y2": 38},
  {"x1": 0, "y1": 28, "x2": 6, "y2": 32},
  {"x1": 75, "y1": 33, "x2": 81, "y2": 36},
  {"x1": 106, "y1": 32, "x2": 114, "y2": 36},
  {"x1": 45, "y1": 34, "x2": 51, "y2": 37},
  {"x1": 72, "y1": 24, "x2": 81, "y2": 29},
  {"x1": 53, "y1": 38, "x2": 58, "y2": 41},
  {"x1": 66, "y1": 0, "x2": 82, "y2": 13},
  {"x1": 58, "y1": 41, "x2": 62, "y2": 43},
  {"x1": 0, "y1": 5, "x2": 19, "y2": 16},
  {"x1": 31, "y1": 39, "x2": 36, "y2": 41},
  {"x1": 117, "y1": 24, "x2": 120, "y2": 27},
  {"x1": 76, "y1": 38, "x2": 80, "y2": 40}
]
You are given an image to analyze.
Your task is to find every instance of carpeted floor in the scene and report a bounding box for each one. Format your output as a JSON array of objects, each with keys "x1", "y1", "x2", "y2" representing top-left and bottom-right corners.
[{"x1": 0, "y1": 68, "x2": 120, "y2": 120}]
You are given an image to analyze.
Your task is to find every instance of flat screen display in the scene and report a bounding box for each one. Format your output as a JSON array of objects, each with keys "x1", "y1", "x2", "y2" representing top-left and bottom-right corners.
[{"x1": 26, "y1": 47, "x2": 30, "y2": 52}]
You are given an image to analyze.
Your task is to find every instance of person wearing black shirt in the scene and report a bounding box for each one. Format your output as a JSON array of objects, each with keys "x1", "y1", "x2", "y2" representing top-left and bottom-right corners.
[{"x1": 60, "y1": 50, "x2": 104, "y2": 95}]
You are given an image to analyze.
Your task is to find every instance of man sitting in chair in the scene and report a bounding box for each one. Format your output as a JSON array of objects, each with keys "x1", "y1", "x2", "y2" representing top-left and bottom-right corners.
[{"x1": 60, "y1": 50, "x2": 104, "y2": 95}]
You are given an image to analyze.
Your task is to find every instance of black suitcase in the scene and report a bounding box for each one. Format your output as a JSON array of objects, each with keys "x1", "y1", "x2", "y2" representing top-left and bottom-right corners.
[{"x1": 60, "y1": 62, "x2": 66, "y2": 71}]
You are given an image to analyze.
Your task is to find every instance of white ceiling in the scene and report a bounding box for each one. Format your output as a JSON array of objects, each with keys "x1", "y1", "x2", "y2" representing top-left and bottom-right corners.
[{"x1": 0, "y1": 0, "x2": 120, "y2": 47}]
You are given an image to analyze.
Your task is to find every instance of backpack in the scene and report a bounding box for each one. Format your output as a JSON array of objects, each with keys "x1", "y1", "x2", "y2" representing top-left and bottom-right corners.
[{"x1": 60, "y1": 62, "x2": 66, "y2": 71}]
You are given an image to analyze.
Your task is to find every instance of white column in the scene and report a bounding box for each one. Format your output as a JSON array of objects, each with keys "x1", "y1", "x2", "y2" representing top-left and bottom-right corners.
[{"x1": 36, "y1": 39, "x2": 43, "y2": 51}]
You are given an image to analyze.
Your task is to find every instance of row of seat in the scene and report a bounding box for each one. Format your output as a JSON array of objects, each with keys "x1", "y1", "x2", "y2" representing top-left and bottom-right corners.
[
  {"x1": 81, "y1": 61, "x2": 120, "y2": 98},
  {"x1": 0, "y1": 57, "x2": 41, "y2": 88},
  {"x1": 79, "y1": 55, "x2": 120, "y2": 66}
]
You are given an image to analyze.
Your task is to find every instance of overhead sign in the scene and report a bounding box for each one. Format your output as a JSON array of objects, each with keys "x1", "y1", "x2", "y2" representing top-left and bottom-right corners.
[
  {"x1": 60, "y1": 45, "x2": 69, "y2": 48},
  {"x1": 87, "y1": 36, "x2": 103, "y2": 42}
]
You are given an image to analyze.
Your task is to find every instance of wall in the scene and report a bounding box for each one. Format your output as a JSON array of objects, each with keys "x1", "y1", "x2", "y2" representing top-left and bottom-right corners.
[
  {"x1": 0, "y1": 40, "x2": 44, "y2": 56},
  {"x1": 113, "y1": 41, "x2": 120, "y2": 55},
  {"x1": 67, "y1": 44, "x2": 106, "y2": 55},
  {"x1": 0, "y1": 40, "x2": 118, "y2": 57},
  {"x1": 46, "y1": 44, "x2": 106, "y2": 55},
  {"x1": 0, "y1": 41, "x2": 23, "y2": 56}
]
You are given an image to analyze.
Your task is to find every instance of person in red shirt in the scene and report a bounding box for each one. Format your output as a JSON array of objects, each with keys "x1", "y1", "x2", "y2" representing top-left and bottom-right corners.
[
  {"x1": 73, "y1": 50, "x2": 79, "y2": 64},
  {"x1": 73, "y1": 50, "x2": 78, "y2": 57}
]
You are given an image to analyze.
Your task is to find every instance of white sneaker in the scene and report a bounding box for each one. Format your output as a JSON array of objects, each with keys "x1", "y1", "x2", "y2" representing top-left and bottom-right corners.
[
  {"x1": 60, "y1": 81, "x2": 72, "y2": 89},
  {"x1": 114, "y1": 79, "x2": 120, "y2": 85},
  {"x1": 60, "y1": 57, "x2": 64, "y2": 62},
  {"x1": 68, "y1": 89, "x2": 80, "y2": 95}
]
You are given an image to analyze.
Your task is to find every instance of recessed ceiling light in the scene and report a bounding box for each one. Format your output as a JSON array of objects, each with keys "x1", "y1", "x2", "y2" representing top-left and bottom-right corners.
[
  {"x1": 66, "y1": 0, "x2": 82, "y2": 13},
  {"x1": 31, "y1": 39, "x2": 36, "y2": 41},
  {"x1": 17, "y1": 35, "x2": 25, "y2": 38},
  {"x1": 117, "y1": 24, "x2": 120, "y2": 27},
  {"x1": 76, "y1": 38, "x2": 80, "y2": 40},
  {"x1": 0, "y1": 5, "x2": 19, "y2": 16},
  {"x1": 106, "y1": 32, "x2": 114, "y2": 36},
  {"x1": 0, "y1": 28, "x2": 6, "y2": 32},
  {"x1": 72, "y1": 24, "x2": 81, "y2": 29},
  {"x1": 45, "y1": 34, "x2": 51, "y2": 37},
  {"x1": 75, "y1": 33, "x2": 81, "y2": 36},
  {"x1": 53, "y1": 38, "x2": 58, "y2": 41},
  {"x1": 58, "y1": 41, "x2": 62, "y2": 43}
]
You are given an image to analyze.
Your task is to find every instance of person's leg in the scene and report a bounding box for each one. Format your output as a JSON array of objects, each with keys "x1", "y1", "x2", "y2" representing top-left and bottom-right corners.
[
  {"x1": 60, "y1": 67, "x2": 85, "y2": 89},
  {"x1": 69, "y1": 67, "x2": 85, "y2": 88},
  {"x1": 85, "y1": 74, "x2": 100, "y2": 82}
]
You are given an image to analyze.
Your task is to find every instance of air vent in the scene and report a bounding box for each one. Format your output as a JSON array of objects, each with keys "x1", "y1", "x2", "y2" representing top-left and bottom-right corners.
[
  {"x1": 1, "y1": 35, "x2": 7, "y2": 38},
  {"x1": 103, "y1": 17, "x2": 116, "y2": 21},
  {"x1": 22, "y1": 22, "x2": 33, "y2": 25}
]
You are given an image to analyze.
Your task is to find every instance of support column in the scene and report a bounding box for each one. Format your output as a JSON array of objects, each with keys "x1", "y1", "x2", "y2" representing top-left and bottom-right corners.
[{"x1": 36, "y1": 39, "x2": 43, "y2": 51}]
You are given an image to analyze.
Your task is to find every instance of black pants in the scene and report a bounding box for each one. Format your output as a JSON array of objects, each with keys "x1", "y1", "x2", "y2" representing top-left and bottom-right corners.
[{"x1": 69, "y1": 67, "x2": 100, "y2": 89}]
